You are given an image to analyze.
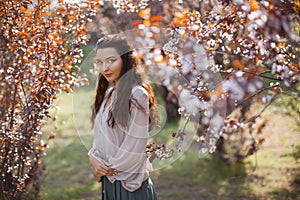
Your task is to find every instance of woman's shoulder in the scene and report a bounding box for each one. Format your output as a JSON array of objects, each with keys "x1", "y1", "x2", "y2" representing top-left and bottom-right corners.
[
  {"x1": 130, "y1": 85, "x2": 150, "y2": 110},
  {"x1": 131, "y1": 84, "x2": 149, "y2": 99}
]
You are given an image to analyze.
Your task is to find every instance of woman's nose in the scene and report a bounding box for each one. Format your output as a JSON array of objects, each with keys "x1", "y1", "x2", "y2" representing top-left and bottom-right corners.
[{"x1": 100, "y1": 62, "x2": 110, "y2": 72}]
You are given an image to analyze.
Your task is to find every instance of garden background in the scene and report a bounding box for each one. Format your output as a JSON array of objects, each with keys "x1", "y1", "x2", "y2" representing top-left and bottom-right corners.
[{"x1": 1, "y1": 0, "x2": 299, "y2": 199}]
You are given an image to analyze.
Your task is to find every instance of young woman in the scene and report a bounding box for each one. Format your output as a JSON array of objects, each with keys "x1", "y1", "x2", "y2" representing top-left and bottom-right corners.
[{"x1": 88, "y1": 35, "x2": 158, "y2": 200}]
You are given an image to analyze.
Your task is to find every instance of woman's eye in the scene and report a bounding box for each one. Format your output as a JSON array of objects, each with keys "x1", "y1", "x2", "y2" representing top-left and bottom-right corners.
[
  {"x1": 96, "y1": 60, "x2": 103, "y2": 65},
  {"x1": 108, "y1": 59, "x2": 116, "y2": 63}
]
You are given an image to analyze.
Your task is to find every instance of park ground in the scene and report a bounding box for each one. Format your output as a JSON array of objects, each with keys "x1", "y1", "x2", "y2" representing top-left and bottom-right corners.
[{"x1": 28, "y1": 89, "x2": 300, "y2": 200}]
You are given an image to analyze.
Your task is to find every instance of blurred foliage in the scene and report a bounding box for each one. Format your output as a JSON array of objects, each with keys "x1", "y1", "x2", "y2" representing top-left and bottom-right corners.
[{"x1": 273, "y1": 94, "x2": 300, "y2": 130}]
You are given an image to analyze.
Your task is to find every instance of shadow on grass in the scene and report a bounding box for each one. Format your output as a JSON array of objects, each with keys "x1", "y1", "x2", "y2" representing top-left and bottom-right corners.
[
  {"x1": 267, "y1": 144, "x2": 300, "y2": 199},
  {"x1": 290, "y1": 171, "x2": 300, "y2": 198},
  {"x1": 266, "y1": 170, "x2": 300, "y2": 200},
  {"x1": 152, "y1": 148, "x2": 259, "y2": 200}
]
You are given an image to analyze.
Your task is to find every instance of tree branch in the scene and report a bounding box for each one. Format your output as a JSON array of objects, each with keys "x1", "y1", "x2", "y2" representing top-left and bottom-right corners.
[{"x1": 244, "y1": 92, "x2": 278, "y2": 123}]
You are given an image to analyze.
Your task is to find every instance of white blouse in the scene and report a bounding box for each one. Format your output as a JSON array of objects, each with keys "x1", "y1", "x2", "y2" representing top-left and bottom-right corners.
[{"x1": 88, "y1": 85, "x2": 152, "y2": 192}]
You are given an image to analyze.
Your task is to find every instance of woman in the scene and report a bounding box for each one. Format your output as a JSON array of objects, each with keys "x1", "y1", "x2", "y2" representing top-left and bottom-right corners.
[{"x1": 88, "y1": 34, "x2": 158, "y2": 200}]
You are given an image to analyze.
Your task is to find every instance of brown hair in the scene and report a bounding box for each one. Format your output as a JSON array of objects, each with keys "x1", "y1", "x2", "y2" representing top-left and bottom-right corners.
[{"x1": 91, "y1": 35, "x2": 157, "y2": 130}]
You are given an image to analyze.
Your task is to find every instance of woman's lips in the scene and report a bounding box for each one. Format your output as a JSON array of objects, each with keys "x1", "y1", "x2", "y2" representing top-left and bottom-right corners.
[{"x1": 104, "y1": 73, "x2": 112, "y2": 78}]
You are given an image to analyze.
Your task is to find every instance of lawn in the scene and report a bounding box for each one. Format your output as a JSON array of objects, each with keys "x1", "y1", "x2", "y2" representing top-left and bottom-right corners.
[{"x1": 30, "y1": 88, "x2": 299, "y2": 200}]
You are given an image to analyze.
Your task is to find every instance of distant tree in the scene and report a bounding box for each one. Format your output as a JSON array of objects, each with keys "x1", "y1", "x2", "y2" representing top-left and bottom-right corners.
[{"x1": 0, "y1": 0, "x2": 99, "y2": 199}]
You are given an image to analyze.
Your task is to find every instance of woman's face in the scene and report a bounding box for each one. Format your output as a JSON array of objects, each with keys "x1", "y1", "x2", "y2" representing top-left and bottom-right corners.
[{"x1": 95, "y1": 47, "x2": 123, "y2": 85}]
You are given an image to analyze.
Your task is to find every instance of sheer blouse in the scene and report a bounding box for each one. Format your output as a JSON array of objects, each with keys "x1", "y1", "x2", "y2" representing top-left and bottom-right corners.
[{"x1": 88, "y1": 85, "x2": 152, "y2": 192}]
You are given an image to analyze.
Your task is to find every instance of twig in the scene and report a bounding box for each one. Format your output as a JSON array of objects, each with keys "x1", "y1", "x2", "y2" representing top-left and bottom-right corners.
[
  {"x1": 20, "y1": 81, "x2": 29, "y2": 111},
  {"x1": 235, "y1": 84, "x2": 278, "y2": 108},
  {"x1": 244, "y1": 92, "x2": 278, "y2": 123},
  {"x1": 9, "y1": 84, "x2": 18, "y2": 129}
]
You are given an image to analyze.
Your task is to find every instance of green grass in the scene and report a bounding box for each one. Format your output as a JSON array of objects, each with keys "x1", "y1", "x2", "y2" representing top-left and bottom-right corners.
[
  {"x1": 26, "y1": 90, "x2": 300, "y2": 200},
  {"x1": 39, "y1": 90, "x2": 100, "y2": 200}
]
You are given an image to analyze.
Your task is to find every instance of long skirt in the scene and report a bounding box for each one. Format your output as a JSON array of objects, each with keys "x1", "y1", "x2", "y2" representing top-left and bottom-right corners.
[{"x1": 101, "y1": 176, "x2": 157, "y2": 200}]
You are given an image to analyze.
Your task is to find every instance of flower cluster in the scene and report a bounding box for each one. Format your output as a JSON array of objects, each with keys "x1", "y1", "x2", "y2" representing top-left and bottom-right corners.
[{"x1": 112, "y1": 0, "x2": 162, "y2": 14}]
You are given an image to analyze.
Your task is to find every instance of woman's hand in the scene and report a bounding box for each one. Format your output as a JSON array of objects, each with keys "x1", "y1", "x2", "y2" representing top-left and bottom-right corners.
[{"x1": 89, "y1": 155, "x2": 117, "y2": 182}]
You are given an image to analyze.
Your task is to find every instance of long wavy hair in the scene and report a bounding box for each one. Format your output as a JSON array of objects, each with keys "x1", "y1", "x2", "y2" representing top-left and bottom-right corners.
[{"x1": 91, "y1": 35, "x2": 157, "y2": 130}]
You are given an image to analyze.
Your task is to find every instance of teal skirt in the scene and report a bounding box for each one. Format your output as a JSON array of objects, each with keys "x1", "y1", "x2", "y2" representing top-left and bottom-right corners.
[{"x1": 101, "y1": 176, "x2": 157, "y2": 200}]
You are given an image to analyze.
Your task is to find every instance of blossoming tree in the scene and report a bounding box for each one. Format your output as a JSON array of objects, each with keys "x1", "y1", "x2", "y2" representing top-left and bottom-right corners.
[
  {"x1": 0, "y1": 0, "x2": 99, "y2": 198},
  {"x1": 90, "y1": 0, "x2": 299, "y2": 163}
]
